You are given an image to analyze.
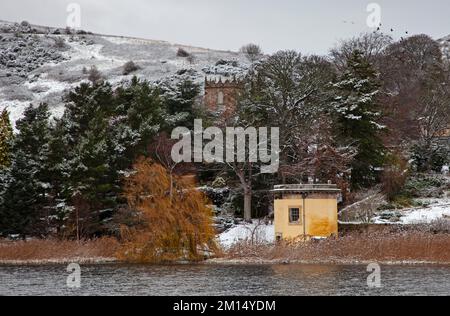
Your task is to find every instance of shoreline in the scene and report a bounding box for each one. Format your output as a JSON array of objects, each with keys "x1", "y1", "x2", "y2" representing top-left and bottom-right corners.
[
  {"x1": 1, "y1": 257, "x2": 450, "y2": 267},
  {"x1": 0, "y1": 257, "x2": 118, "y2": 266},
  {"x1": 204, "y1": 257, "x2": 450, "y2": 266}
]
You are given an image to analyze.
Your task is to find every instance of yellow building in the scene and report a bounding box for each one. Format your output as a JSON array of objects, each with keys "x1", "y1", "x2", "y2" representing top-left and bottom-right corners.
[{"x1": 273, "y1": 184, "x2": 341, "y2": 241}]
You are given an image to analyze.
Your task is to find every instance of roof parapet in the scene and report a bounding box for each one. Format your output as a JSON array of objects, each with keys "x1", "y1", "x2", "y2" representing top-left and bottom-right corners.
[{"x1": 272, "y1": 184, "x2": 341, "y2": 194}]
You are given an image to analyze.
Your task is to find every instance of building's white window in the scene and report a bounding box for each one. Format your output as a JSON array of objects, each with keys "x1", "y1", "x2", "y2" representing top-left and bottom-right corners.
[
  {"x1": 289, "y1": 207, "x2": 301, "y2": 224},
  {"x1": 217, "y1": 91, "x2": 224, "y2": 111}
]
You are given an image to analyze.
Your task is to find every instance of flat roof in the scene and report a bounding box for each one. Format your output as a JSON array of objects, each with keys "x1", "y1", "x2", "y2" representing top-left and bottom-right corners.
[{"x1": 272, "y1": 184, "x2": 341, "y2": 194}]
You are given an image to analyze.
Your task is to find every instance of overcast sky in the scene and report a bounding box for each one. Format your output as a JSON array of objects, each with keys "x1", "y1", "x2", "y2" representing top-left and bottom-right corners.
[{"x1": 1, "y1": 0, "x2": 449, "y2": 54}]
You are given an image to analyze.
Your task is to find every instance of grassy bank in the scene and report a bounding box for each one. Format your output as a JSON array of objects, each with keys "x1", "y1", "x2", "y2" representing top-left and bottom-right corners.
[
  {"x1": 218, "y1": 231, "x2": 450, "y2": 265},
  {"x1": 0, "y1": 238, "x2": 120, "y2": 265}
]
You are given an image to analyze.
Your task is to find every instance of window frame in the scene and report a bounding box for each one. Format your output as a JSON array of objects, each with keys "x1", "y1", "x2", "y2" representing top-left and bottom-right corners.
[
  {"x1": 288, "y1": 206, "x2": 302, "y2": 225},
  {"x1": 217, "y1": 91, "x2": 225, "y2": 111}
]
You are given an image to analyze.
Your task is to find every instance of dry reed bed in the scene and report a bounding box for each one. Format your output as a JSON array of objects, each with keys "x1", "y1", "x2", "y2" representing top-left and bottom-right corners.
[
  {"x1": 0, "y1": 238, "x2": 119, "y2": 264},
  {"x1": 224, "y1": 232, "x2": 450, "y2": 264},
  {"x1": 1, "y1": 231, "x2": 449, "y2": 265}
]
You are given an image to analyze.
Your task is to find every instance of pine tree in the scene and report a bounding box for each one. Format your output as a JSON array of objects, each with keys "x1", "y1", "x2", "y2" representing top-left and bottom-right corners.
[
  {"x1": 115, "y1": 77, "x2": 164, "y2": 153},
  {"x1": 163, "y1": 79, "x2": 200, "y2": 130},
  {"x1": 58, "y1": 80, "x2": 165, "y2": 238},
  {"x1": 332, "y1": 50, "x2": 386, "y2": 188},
  {"x1": 0, "y1": 104, "x2": 51, "y2": 236},
  {"x1": 44, "y1": 120, "x2": 72, "y2": 235},
  {"x1": 0, "y1": 109, "x2": 13, "y2": 169},
  {"x1": 59, "y1": 82, "x2": 118, "y2": 237}
]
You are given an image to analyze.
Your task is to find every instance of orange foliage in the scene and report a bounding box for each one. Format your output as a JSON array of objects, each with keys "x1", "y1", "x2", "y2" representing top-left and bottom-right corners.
[{"x1": 118, "y1": 157, "x2": 217, "y2": 263}]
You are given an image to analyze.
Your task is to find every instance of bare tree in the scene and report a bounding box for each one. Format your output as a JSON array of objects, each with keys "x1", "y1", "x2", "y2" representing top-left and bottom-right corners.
[
  {"x1": 330, "y1": 32, "x2": 393, "y2": 72},
  {"x1": 417, "y1": 81, "x2": 450, "y2": 146},
  {"x1": 240, "y1": 43, "x2": 263, "y2": 63},
  {"x1": 242, "y1": 51, "x2": 335, "y2": 183},
  {"x1": 339, "y1": 191, "x2": 385, "y2": 223},
  {"x1": 149, "y1": 133, "x2": 180, "y2": 200},
  {"x1": 87, "y1": 65, "x2": 103, "y2": 84},
  {"x1": 379, "y1": 35, "x2": 448, "y2": 148},
  {"x1": 149, "y1": 133, "x2": 197, "y2": 200},
  {"x1": 187, "y1": 54, "x2": 196, "y2": 65}
]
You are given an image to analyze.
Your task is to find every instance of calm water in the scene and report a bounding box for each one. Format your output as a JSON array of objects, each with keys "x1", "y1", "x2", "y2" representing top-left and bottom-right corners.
[{"x1": 0, "y1": 264, "x2": 449, "y2": 296}]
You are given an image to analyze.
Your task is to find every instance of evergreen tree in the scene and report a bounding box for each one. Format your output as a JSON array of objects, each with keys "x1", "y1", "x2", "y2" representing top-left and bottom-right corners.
[
  {"x1": 163, "y1": 79, "x2": 200, "y2": 130},
  {"x1": 116, "y1": 77, "x2": 164, "y2": 153},
  {"x1": 0, "y1": 104, "x2": 51, "y2": 236},
  {"x1": 0, "y1": 77, "x2": 200, "y2": 238},
  {"x1": 59, "y1": 82, "x2": 119, "y2": 237},
  {"x1": 58, "y1": 79, "x2": 166, "y2": 237},
  {"x1": 0, "y1": 109, "x2": 13, "y2": 169},
  {"x1": 44, "y1": 120, "x2": 72, "y2": 235},
  {"x1": 332, "y1": 50, "x2": 386, "y2": 188}
]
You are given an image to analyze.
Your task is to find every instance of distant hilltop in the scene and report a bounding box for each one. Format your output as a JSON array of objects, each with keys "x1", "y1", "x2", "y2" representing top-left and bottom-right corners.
[{"x1": 0, "y1": 20, "x2": 250, "y2": 125}]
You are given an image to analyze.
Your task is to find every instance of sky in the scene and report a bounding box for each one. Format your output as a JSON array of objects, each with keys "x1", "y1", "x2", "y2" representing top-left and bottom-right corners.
[{"x1": 1, "y1": 0, "x2": 449, "y2": 54}]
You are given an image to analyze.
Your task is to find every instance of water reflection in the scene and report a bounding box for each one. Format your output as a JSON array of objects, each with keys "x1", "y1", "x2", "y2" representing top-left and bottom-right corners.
[{"x1": 0, "y1": 264, "x2": 448, "y2": 296}]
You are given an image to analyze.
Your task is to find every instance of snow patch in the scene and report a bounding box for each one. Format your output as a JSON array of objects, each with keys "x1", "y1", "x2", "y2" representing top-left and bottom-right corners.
[
  {"x1": 64, "y1": 41, "x2": 126, "y2": 71},
  {"x1": 102, "y1": 36, "x2": 168, "y2": 46},
  {"x1": 372, "y1": 197, "x2": 450, "y2": 225},
  {"x1": 218, "y1": 221, "x2": 274, "y2": 248},
  {"x1": 400, "y1": 198, "x2": 450, "y2": 224},
  {"x1": 24, "y1": 78, "x2": 72, "y2": 100}
]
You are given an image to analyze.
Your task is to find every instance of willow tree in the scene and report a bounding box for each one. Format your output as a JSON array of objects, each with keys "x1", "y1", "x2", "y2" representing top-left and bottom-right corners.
[{"x1": 118, "y1": 157, "x2": 216, "y2": 263}]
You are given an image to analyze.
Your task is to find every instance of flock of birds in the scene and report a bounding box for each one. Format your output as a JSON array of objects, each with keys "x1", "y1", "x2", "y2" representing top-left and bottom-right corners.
[{"x1": 343, "y1": 20, "x2": 411, "y2": 40}]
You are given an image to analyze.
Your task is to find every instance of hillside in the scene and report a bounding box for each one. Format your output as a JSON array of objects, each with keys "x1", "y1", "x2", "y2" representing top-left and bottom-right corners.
[
  {"x1": 440, "y1": 34, "x2": 450, "y2": 59},
  {"x1": 0, "y1": 21, "x2": 249, "y2": 126}
]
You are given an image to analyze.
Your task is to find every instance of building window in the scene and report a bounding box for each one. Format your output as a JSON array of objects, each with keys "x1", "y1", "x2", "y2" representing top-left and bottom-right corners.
[
  {"x1": 289, "y1": 207, "x2": 301, "y2": 224},
  {"x1": 217, "y1": 91, "x2": 224, "y2": 111}
]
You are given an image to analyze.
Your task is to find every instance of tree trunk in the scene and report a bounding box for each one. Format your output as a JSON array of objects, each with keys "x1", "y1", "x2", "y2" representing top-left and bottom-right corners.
[
  {"x1": 76, "y1": 208, "x2": 80, "y2": 243},
  {"x1": 244, "y1": 187, "x2": 252, "y2": 221}
]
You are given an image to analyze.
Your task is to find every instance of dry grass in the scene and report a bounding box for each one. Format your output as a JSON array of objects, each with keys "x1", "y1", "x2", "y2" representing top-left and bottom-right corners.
[
  {"x1": 224, "y1": 231, "x2": 450, "y2": 264},
  {"x1": 0, "y1": 238, "x2": 120, "y2": 263}
]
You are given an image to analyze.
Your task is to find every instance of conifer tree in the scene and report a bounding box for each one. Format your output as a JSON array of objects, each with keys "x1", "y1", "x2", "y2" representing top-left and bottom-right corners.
[
  {"x1": 332, "y1": 50, "x2": 386, "y2": 188},
  {"x1": 0, "y1": 109, "x2": 13, "y2": 169},
  {"x1": 163, "y1": 79, "x2": 200, "y2": 130},
  {"x1": 0, "y1": 104, "x2": 51, "y2": 236}
]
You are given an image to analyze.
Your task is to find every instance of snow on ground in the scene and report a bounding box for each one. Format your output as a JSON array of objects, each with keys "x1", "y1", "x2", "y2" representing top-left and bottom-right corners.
[
  {"x1": 218, "y1": 221, "x2": 275, "y2": 248},
  {"x1": 64, "y1": 41, "x2": 107, "y2": 62},
  {"x1": 372, "y1": 197, "x2": 450, "y2": 225},
  {"x1": 102, "y1": 36, "x2": 168, "y2": 46},
  {"x1": 400, "y1": 198, "x2": 450, "y2": 224},
  {"x1": 64, "y1": 40, "x2": 127, "y2": 71},
  {"x1": 24, "y1": 78, "x2": 73, "y2": 100}
]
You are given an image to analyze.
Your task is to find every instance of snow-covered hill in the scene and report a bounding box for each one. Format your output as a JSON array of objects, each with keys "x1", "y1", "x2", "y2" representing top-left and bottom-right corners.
[
  {"x1": 0, "y1": 21, "x2": 250, "y2": 127},
  {"x1": 440, "y1": 35, "x2": 450, "y2": 60}
]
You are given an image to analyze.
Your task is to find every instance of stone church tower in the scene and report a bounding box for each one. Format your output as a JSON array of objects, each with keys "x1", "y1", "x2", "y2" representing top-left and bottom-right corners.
[{"x1": 204, "y1": 76, "x2": 243, "y2": 119}]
